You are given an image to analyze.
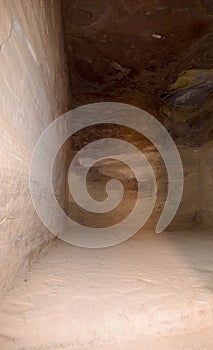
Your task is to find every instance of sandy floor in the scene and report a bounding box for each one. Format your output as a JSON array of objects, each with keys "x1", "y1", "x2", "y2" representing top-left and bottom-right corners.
[{"x1": 0, "y1": 229, "x2": 212, "y2": 350}]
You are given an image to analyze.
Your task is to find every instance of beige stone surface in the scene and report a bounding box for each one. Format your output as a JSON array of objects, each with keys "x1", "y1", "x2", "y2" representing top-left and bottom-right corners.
[
  {"x1": 0, "y1": 0, "x2": 70, "y2": 299},
  {"x1": 0, "y1": 229, "x2": 212, "y2": 350},
  {"x1": 73, "y1": 329, "x2": 213, "y2": 350}
]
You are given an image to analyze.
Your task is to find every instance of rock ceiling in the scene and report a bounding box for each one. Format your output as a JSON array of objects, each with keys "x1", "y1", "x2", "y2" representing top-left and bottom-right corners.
[{"x1": 63, "y1": 0, "x2": 213, "y2": 145}]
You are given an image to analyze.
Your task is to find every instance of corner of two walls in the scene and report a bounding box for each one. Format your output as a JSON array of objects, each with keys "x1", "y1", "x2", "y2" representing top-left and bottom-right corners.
[{"x1": 0, "y1": 0, "x2": 71, "y2": 299}]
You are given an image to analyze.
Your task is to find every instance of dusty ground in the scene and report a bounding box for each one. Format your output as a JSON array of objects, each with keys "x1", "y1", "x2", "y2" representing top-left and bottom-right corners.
[
  {"x1": 72, "y1": 329, "x2": 213, "y2": 350},
  {"x1": 0, "y1": 229, "x2": 212, "y2": 350}
]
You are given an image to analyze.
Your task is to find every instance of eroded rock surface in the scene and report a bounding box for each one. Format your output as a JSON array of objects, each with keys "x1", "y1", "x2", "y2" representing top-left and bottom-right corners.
[
  {"x1": 0, "y1": 0, "x2": 71, "y2": 298},
  {"x1": 64, "y1": 0, "x2": 213, "y2": 229},
  {"x1": 64, "y1": 0, "x2": 213, "y2": 116}
]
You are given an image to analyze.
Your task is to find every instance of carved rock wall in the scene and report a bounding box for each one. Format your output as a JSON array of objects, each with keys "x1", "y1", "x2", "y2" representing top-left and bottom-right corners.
[
  {"x1": 64, "y1": 0, "x2": 213, "y2": 230},
  {"x1": 0, "y1": 0, "x2": 70, "y2": 298}
]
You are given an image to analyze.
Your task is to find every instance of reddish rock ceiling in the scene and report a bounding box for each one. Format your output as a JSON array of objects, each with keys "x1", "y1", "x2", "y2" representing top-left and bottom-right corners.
[{"x1": 63, "y1": 0, "x2": 213, "y2": 145}]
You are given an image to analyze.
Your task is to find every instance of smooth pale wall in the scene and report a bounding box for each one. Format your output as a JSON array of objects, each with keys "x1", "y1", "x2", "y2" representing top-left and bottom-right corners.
[{"x1": 0, "y1": 0, "x2": 70, "y2": 298}]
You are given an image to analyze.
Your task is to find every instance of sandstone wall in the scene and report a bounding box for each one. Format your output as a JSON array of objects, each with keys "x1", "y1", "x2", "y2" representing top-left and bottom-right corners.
[
  {"x1": 67, "y1": 129, "x2": 203, "y2": 232},
  {"x1": 64, "y1": 0, "x2": 213, "y2": 232},
  {"x1": 0, "y1": 0, "x2": 70, "y2": 298}
]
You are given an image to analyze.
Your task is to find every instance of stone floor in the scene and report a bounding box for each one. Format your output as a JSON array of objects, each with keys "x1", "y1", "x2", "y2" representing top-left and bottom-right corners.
[
  {"x1": 73, "y1": 329, "x2": 213, "y2": 350},
  {"x1": 0, "y1": 228, "x2": 212, "y2": 350}
]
